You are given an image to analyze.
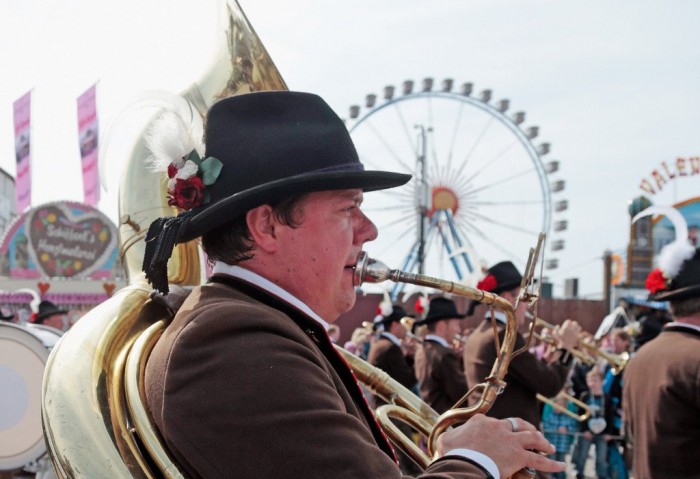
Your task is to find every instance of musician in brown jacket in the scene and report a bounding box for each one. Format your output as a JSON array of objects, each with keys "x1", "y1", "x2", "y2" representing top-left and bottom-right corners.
[
  {"x1": 142, "y1": 91, "x2": 565, "y2": 479},
  {"x1": 415, "y1": 297, "x2": 470, "y2": 414},
  {"x1": 367, "y1": 304, "x2": 418, "y2": 406},
  {"x1": 367, "y1": 303, "x2": 421, "y2": 475},
  {"x1": 463, "y1": 261, "x2": 581, "y2": 427},
  {"x1": 623, "y1": 225, "x2": 700, "y2": 479}
]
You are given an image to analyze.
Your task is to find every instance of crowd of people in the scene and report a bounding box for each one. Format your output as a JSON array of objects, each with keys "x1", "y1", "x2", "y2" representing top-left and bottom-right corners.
[
  {"x1": 343, "y1": 274, "x2": 690, "y2": 479},
  {"x1": 129, "y1": 90, "x2": 698, "y2": 479}
]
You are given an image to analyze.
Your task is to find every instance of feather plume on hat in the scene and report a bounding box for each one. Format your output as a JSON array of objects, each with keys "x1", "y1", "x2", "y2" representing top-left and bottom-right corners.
[
  {"x1": 378, "y1": 291, "x2": 393, "y2": 317},
  {"x1": 145, "y1": 109, "x2": 204, "y2": 181},
  {"x1": 633, "y1": 205, "x2": 695, "y2": 295},
  {"x1": 414, "y1": 295, "x2": 429, "y2": 319}
]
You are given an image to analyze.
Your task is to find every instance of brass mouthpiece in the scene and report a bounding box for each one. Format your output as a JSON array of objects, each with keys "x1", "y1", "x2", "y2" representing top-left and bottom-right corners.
[{"x1": 354, "y1": 251, "x2": 394, "y2": 286}]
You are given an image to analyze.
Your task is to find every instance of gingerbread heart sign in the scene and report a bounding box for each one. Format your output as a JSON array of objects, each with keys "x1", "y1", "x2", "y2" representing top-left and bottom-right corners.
[{"x1": 25, "y1": 202, "x2": 118, "y2": 279}]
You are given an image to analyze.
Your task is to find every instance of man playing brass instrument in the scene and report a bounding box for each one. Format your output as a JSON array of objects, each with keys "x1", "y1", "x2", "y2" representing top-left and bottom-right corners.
[
  {"x1": 142, "y1": 91, "x2": 566, "y2": 478},
  {"x1": 367, "y1": 303, "x2": 420, "y2": 474},
  {"x1": 415, "y1": 297, "x2": 470, "y2": 414},
  {"x1": 464, "y1": 261, "x2": 582, "y2": 427},
  {"x1": 367, "y1": 303, "x2": 419, "y2": 407}
]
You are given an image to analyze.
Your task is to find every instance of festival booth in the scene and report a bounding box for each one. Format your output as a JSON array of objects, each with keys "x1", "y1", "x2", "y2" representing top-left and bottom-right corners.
[{"x1": 0, "y1": 200, "x2": 125, "y2": 324}]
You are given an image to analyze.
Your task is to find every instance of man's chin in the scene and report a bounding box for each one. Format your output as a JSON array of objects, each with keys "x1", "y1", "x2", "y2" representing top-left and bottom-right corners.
[{"x1": 337, "y1": 290, "x2": 357, "y2": 315}]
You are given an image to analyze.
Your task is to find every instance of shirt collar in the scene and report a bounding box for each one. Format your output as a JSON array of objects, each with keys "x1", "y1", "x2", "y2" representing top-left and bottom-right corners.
[
  {"x1": 665, "y1": 321, "x2": 700, "y2": 334},
  {"x1": 380, "y1": 331, "x2": 402, "y2": 347},
  {"x1": 485, "y1": 309, "x2": 508, "y2": 324},
  {"x1": 425, "y1": 334, "x2": 450, "y2": 348},
  {"x1": 212, "y1": 261, "x2": 331, "y2": 331}
]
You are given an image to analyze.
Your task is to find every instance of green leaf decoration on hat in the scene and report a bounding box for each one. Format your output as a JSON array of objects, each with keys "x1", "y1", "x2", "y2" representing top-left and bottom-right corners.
[
  {"x1": 200, "y1": 156, "x2": 223, "y2": 186},
  {"x1": 186, "y1": 149, "x2": 202, "y2": 166}
]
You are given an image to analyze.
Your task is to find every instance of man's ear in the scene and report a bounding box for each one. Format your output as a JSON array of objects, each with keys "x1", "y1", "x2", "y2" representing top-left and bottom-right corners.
[{"x1": 246, "y1": 205, "x2": 277, "y2": 253}]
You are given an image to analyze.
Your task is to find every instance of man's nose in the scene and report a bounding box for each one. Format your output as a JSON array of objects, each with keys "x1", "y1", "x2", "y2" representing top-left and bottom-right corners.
[{"x1": 356, "y1": 211, "x2": 378, "y2": 243}]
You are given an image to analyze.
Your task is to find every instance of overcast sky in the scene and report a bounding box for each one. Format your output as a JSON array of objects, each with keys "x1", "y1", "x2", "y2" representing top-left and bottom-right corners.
[{"x1": 1, "y1": 0, "x2": 698, "y2": 300}]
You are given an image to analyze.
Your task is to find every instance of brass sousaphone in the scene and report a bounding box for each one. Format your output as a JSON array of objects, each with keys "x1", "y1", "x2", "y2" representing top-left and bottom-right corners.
[{"x1": 41, "y1": 1, "x2": 285, "y2": 477}]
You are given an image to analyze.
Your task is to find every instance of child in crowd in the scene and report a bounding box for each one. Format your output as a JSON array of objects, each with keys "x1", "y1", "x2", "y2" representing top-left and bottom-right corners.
[
  {"x1": 541, "y1": 390, "x2": 578, "y2": 479},
  {"x1": 573, "y1": 368, "x2": 615, "y2": 479}
]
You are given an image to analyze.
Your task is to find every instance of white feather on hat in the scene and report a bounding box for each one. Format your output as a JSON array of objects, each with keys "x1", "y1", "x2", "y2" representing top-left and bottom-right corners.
[
  {"x1": 378, "y1": 291, "x2": 393, "y2": 317},
  {"x1": 633, "y1": 205, "x2": 695, "y2": 280},
  {"x1": 16, "y1": 288, "x2": 40, "y2": 313}
]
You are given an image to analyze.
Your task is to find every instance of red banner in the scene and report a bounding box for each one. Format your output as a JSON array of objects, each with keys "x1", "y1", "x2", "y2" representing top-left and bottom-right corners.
[
  {"x1": 13, "y1": 91, "x2": 32, "y2": 212},
  {"x1": 77, "y1": 84, "x2": 99, "y2": 206}
]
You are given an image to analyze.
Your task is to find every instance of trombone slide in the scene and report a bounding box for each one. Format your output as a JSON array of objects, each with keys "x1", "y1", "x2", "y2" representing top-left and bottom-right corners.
[{"x1": 536, "y1": 392, "x2": 591, "y2": 422}]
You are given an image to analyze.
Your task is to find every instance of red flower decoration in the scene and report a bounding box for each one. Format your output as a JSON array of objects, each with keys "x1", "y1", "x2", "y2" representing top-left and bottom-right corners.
[
  {"x1": 415, "y1": 297, "x2": 427, "y2": 314},
  {"x1": 167, "y1": 163, "x2": 178, "y2": 179},
  {"x1": 168, "y1": 176, "x2": 206, "y2": 210},
  {"x1": 645, "y1": 268, "x2": 668, "y2": 294},
  {"x1": 477, "y1": 274, "x2": 498, "y2": 292}
]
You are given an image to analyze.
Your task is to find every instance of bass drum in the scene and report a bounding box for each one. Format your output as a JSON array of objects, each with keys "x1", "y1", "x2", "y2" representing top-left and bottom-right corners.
[
  {"x1": 0, "y1": 322, "x2": 50, "y2": 472},
  {"x1": 25, "y1": 324, "x2": 64, "y2": 352}
]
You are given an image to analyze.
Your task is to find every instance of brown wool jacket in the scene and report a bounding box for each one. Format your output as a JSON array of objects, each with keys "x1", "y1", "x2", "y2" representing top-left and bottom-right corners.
[
  {"x1": 623, "y1": 325, "x2": 700, "y2": 479},
  {"x1": 145, "y1": 274, "x2": 494, "y2": 479},
  {"x1": 415, "y1": 338, "x2": 469, "y2": 414},
  {"x1": 367, "y1": 335, "x2": 417, "y2": 407},
  {"x1": 463, "y1": 320, "x2": 570, "y2": 427}
]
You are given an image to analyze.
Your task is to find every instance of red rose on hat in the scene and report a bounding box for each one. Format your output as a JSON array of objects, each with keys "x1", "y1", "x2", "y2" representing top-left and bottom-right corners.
[{"x1": 169, "y1": 176, "x2": 206, "y2": 210}]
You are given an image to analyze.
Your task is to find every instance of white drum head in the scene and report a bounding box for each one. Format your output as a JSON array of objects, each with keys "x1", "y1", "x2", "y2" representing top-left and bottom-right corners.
[
  {"x1": 0, "y1": 322, "x2": 49, "y2": 471},
  {"x1": 26, "y1": 324, "x2": 64, "y2": 351}
]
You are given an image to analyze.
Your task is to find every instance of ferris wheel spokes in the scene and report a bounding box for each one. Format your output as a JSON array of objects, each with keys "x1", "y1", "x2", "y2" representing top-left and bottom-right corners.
[
  {"x1": 391, "y1": 209, "x2": 478, "y2": 300},
  {"x1": 346, "y1": 78, "x2": 567, "y2": 285}
]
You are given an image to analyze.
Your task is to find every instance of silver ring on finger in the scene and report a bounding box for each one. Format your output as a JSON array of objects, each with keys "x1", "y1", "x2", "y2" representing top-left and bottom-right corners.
[{"x1": 506, "y1": 417, "x2": 519, "y2": 433}]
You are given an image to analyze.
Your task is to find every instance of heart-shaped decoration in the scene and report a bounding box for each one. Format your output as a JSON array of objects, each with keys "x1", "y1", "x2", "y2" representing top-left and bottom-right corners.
[
  {"x1": 588, "y1": 417, "x2": 607, "y2": 435},
  {"x1": 25, "y1": 203, "x2": 117, "y2": 279},
  {"x1": 103, "y1": 282, "x2": 116, "y2": 297},
  {"x1": 37, "y1": 281, "x2": 50, "y2": 295}
]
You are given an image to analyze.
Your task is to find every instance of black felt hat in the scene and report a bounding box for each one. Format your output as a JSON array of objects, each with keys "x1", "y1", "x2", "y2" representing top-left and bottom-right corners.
[
  {"x1": 180, "y1": 91, "x2": 411, "y2": 242},
  {"x1": 420, "y1": 297, "x2": 466, "y2": 325},
  {"x1": 467, "y1": 261, "x2": 524, "y2": 316},
  {"x1": 652, "y1": 248, "x2": 700, "y2": 302},
  {"x1": 478, "y1": 261, "x2": 523, "y2": 295},
  {"x1": 34, "y1": 300, "x2": 68, "y2": 324},
  {"x1": 143, "y1": 91, "x2": 411, "y2": 293}
]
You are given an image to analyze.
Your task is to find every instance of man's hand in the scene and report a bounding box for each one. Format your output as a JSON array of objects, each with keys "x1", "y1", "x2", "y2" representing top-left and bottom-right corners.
[
  {"x1": 401, "y1": 338, "x2": 418, "y2": 357},
  {"x1": 436, "y1": 414, "x2": 566, "y2": 478},
  {"x1": 552, "y1": 319, "x2": 582, "y2": 351}
]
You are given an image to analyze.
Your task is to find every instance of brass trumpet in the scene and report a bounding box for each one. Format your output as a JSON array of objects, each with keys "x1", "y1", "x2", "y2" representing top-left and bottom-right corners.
[
  {"x1": 530, "y1": 317, "x2": 597, "y2": 365},
  {"x1": 579, "y1": 340, "x2": 629, "y2": 376},
  {"x1": 361, "y1": 320, "x2": 377, "y2": 334},
  {"x1": 343, "y1": 236, "x2": 544, "y2": 477},
  {"x1": 399, "y1": 316, "x2": 425, "y2": 344},
  {"x1": 530, "y1": 317, "x2": 629, "y2": 375},
  {"x1": 536, "y1": 392, "x2": 591, "y2": 422}
]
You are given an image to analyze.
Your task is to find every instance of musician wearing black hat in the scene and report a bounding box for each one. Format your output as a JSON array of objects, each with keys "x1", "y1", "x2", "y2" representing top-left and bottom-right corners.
[
  {"x1": 367, "y1": 304, "x2": 418, "y2": 407},
  {"x1": 367, "y1": 303, "x2": 420, "y2": 474},
  {"x1": 414, "y1": 297, "x2": 470, "y2": 414},
  {"x1": 33, "y1": 300, "x2": 69, "y2": 331},
  {"x1": 463, "y1": 261, "x2": 581, "y2": 427},
  {"x1": 143, "y1": 91, "x2": 566, "y2": 479},
  {"x1": 623, "y1": 215, "x2": 700, "y2": 479}
]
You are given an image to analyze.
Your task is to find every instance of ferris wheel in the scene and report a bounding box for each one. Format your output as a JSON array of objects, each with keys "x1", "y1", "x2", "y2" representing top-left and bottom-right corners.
[{"x1": 344, "y1": 78, "x2": 568, "y2": 296}]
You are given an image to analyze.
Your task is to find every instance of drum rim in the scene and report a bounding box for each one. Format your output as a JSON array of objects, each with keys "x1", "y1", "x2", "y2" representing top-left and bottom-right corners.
[{"x1": 0, "y1": 322, "x2": 49, "y2": 471}]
